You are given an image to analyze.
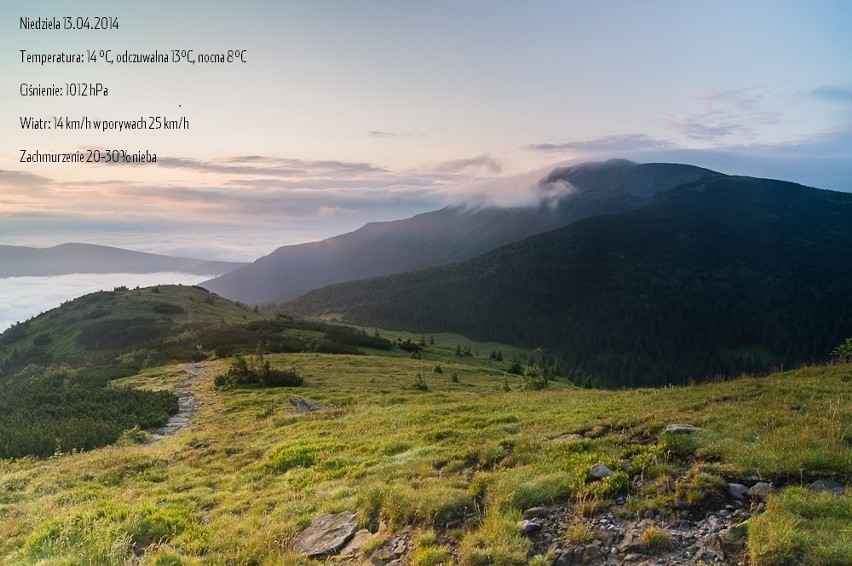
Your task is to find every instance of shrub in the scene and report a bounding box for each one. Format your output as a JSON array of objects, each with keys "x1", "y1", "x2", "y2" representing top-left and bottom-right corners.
[
  {"x1": 214, "y1": 352, "x2": 303, "y2": 388},
  {"x1": 458, "y1": 511, "x2": 530, "y2": 566},
  {"x1": 152, "y1": 302, "x2": 185, "y2": 314},
  {"x1": 831, "y1": 336, "x2": 852, "y2": 362},
  {"x1": 640, "y1": 526, "x2": 671, "y2": 551},
  {"x1": 413, "y1": 370, "x2": 429, "y2": 391},
  {"x1": 521, "y1": 365, "x2": 548, "y2": 390},
  {"x1": 564, "y1": 523, "x2": 593, "y2": 545}
]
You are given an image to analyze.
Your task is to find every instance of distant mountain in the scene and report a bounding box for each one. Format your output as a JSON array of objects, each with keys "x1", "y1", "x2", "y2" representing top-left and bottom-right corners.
[
  {"x1": 0, "y1": 243, "x2": 246, "y2": 277},
  {"x1": 203, "y1": 160, "x2": 720, "y2": 303},
  {"x1": 284, "y1": 172, "x2": 852, "y2": 387}
]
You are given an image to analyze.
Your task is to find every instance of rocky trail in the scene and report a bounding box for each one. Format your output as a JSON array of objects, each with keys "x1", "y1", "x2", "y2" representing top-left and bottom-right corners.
[{"x1": 145, "y1": 363, "x2": 203, "y2": 443}]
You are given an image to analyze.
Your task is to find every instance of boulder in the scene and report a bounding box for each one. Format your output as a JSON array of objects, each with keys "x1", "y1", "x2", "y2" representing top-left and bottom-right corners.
[
  {"x1": 289, "y1": 396, "x2": 324, "y2": 412},
  {"x1": 663, "y1": 423, "x2": 701, "y2": 435},
  {"x1": 727, "y1": 482, "x2": 749, "y2": 500},
  {"x1": 589, "y1": 463, "x2": 614, "y2": 480},
  {"x1": 517, "y1": 519, "x2": 541, "y2": 535},
  {"x1": 808, "y1": 479, "x2": 845, "y2": 496},
  {"x1": 339, "y1": 528, "x2": 373, "y2": 558},
  {"x1": 748, "y1": 482, "x2": 776, "y2": 501},
  {"x1": 293, "y1": 511, "x2": 358, "y2": 557}
]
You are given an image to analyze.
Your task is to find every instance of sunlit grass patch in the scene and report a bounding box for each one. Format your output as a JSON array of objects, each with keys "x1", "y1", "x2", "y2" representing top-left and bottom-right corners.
[{"x1": 749, "y1": 487, "x2": 852, "y2": 566}]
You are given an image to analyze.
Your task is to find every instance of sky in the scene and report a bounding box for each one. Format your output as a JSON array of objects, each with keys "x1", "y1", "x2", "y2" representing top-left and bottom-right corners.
[{"x1": 2, "y1": 0, "x2": 851, "y2": 261}]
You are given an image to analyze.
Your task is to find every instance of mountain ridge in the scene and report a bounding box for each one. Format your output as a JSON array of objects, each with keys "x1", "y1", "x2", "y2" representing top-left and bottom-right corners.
[
  {"x1": 203, "y1": 160, "x2": 721, "y2": 304},
  {"x1": 0, "y1": 242, "x2": 246, "y2": 278}
]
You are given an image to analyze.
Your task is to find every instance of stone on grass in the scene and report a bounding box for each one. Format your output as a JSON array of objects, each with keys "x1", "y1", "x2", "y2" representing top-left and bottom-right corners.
[
  {"x1": 663, "y1": 423, "x2": 701, "y2": 435},
  {"x1": 517, "y1": 519, "x2": 541, "y2": 535},
  {"x1": 293, "y1": 511, "x2": 358, "y2": 557},
  {"x1": 748, "y1": 482, "x2": 776, "y2": 501},
  {"x1": 808, "y1": 479, "x2": 845, "y2": 496},
  {"x1": 727, "y1": 483, "x2": 749, "y2": 500},
  {"x1": 289, "y1": 396, "x2": 324, "y2": 412},
  {"x1": 589, "y1": 463, "x2": 614, "y2": 480},
  {"x1": 339, "y1": 528, "x2": 372, "y2": 558},
  {"x1": 547, "y1": 433, "x2": 585, "y2": 444}
]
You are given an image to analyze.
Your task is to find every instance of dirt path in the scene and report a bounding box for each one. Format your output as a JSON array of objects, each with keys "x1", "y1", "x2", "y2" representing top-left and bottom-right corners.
[{"x1": 145, "y1": 363, "x2": 203, "y2": 443}]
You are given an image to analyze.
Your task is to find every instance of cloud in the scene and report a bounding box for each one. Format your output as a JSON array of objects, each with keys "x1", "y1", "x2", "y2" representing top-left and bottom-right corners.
[
  {"x1": 526, "y1": 134, "x2": 674, "y2": 153},
  {"x1": 430, "y1": 154, "x2": 503, "y2": 175},
  {"x1": 154, "y1": 156, "x2": 387, "y2": 176},
  {"x1": 666, "y1": 88, "x2": 779, "y2": 142},
  {"x1": 437, "y1": 165, "x2": 573, "y2": 208},
  {"x1": 0, "y1": 170, "x2": 52, "y2": 187},
  {"x1": 809, "y1": 85, "x2": 852, "y2": 104},
  {"x1": 367, "y1": 129, "x2": 424, "y2": 138}
]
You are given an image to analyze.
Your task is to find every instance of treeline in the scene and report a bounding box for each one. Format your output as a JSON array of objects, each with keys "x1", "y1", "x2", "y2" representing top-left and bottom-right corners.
[
  {"x1": 0, "y1": 366, "x2": 177, "y2": 459},
  {"x1": 285, "y1": 176, "x2": 852, "y2": 387}
]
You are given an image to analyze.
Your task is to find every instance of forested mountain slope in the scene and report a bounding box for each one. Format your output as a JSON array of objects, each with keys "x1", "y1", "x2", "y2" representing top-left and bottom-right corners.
[
  {"x1": 285, "y1": 174, "x2": 852, "y2": 386},
  {"x1": 204, "y1": 160, "x2": 719, "y2": 303}
]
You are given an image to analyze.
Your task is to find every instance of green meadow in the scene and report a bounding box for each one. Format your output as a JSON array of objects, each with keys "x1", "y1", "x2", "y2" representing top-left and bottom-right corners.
[{"x1": 1, "y1": 341, "x2": 849, "y2": 565}]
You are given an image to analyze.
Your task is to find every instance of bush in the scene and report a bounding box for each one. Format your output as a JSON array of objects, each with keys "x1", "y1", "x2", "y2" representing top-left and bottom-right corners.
[
  {"x1": 413, "y1": 370, "x2": 429, "y2": 391},
  {"x1": 521, "y1": 365, "x2": 548, "y2": 390},
  {"x1": 640, "y1": 526, "x2": 671, "y2": 551},
  {"x1": 214, "y1": 352, "x2": 303, "y2": 388},
  {"x1": 831, "y1": 336, "x2": 852, "y2": 362}
]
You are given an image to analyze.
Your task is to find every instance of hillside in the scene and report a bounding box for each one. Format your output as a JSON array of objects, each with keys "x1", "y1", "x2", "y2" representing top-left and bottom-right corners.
[
  {"x1": 0, "y1": 243, "x2": 246, "y2": 277},
  {"x1": 1, "y1": 341, "x2": 848, "y2": 565},
  {"x1": 0, "y1": 284, "x2": 397, "y2": 458},
  {"x1": 202, "y1": 160, "x2": 720, "y2": 304},
  {"x1": 285, "y1": 174, "x2": 852, "y2": 386}
]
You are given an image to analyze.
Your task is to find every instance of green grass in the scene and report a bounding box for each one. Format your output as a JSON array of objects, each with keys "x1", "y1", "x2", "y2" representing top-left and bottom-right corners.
[
  {"x1": 0, "y1": 345, "x2": 849, "y2": 565},
  {"x1": 749, "y1": 487, "x2": 852, "y2": 566}
]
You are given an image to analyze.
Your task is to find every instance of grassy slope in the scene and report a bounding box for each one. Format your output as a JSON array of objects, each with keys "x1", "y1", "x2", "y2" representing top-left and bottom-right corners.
[
  {"x1": 0, "y1": 284, "x2": 267, "y2": 377},
  {"x1": 0, "y1": 344, "x2": 849, "y2": 565}
]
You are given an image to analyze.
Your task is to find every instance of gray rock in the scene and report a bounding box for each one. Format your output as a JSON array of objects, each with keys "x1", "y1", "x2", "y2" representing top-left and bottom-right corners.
[
  {"x1": 293, "y1": 511, "x2": 358, "y2": 557},
  {"x1": 618, "y1": 533, "x2": 648, "y2": 555},
  {"x1": 595, "y1": 528, "x2": 616, "y2": 546},
  {"x1": 554, "y1": 547, "x2": 577, "y2": 565},
  {"x1": 547, "y1": 433, "x2": 585, "y2": 444},
  {"x1": 523, "y1": 506, "x2": 550, "y2": 519},
  {"x1": 748, "y1": 482, "x2": 776, "y2": 501},
  {"x1": 339, "y1": 528, "x2": 372, "y2": 557},
  {"x1": 392, "y1": 538, "x2": 408, "y2": 556},
  {"x1": 663, "y1": 423, "x2": 701, "y2": 434},
  {"x1": 727, "y1": 482, "x2": 749, "y2": 500},
  {"x1": 289, "y1": 396, "x2": 324, "y2": 412},
  {"x1": 583, "y1": 544, "x2": 606, "y2": 563},
  {"x1": 517, "y1": 519, "x2": 541, "y2": 535},
  {"x1": 718, "y1": 523, "x2": 748, "y2": 557},
  {"x1": 589, "y1": 463, "x2": 614, "y2": 480},
  {"x1": 809, "y1": 479, "x2": 845, "y2": 496}
]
